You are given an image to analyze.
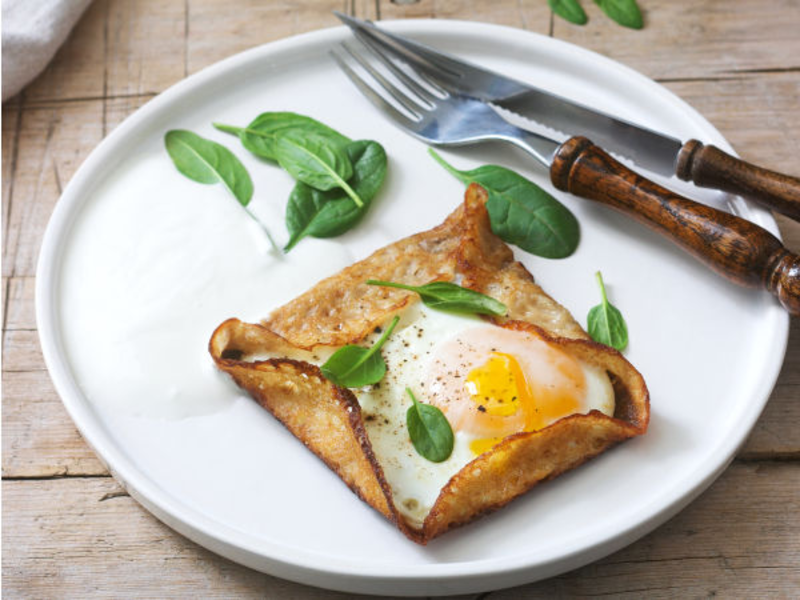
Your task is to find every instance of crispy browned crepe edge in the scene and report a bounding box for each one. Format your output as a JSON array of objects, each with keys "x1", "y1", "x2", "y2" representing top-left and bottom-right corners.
[{"x1": 209, "y1": 185, "x2": 650, "y2": 544}]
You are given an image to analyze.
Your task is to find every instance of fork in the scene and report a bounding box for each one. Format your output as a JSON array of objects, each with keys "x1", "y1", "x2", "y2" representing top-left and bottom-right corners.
[
  {"x1": 331, "y1": 40, "x2": 800, "y2": 315},
  {"x1": 333, "y1": 40, "x2": 560, "y2": 168}
]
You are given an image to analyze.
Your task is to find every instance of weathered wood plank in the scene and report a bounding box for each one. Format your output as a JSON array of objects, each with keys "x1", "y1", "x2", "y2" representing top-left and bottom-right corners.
[
  {"x1": 0, "y1": 478, "x2": 383, "y2": 599},
  {"x1": 1, "y1": 94, "x2": 153, "y2": 281},
  {"x1": 2, "y1": 330, "x2": 44, "y2": 373},
  {"x1": 739, "y1": 305, "x2": 799, "y2": 458},
  {"x1": 499, "y1": 461, "x2": 800, "y2": 598},
  {"x1": 2, "y1": 1, "x2": 798, "y2": 598},
  {"x1": 3, "y1": 100, "x2": 104, "y2": 278},
  {"x1": 376, "y1": 0, "x2": 551, "y2": 32},
  {"x1": 2, "y1": 102, "x2": 21, "y2": 248},
  {"x1": 774, "y1": 300, "x2": 800, "y2": 387},
  {"x1": 552, "y1": 0, "x2": 800, "y2": 80},
  {"x1": 22, "y1": 0, "x2": 188, "y2": 104},
  {"x1": 777, "y1": 215, "x2": 800, "y2": 252},
  {"x1": 351, "y1": 0, "x2": 380, "y2": 22},
  {"x1": 103, "y1": 93, "x2": 155, "y2": 136},
  {"x1": 21, "y1": 1, "x2": 108, "y2": 102},
  {"x1": 2, "y1": 370, "x2": 107, "y2": 478},
  {"x1": 4, "y1": 276, "x2": 36, "y2": 331},
  {"x1": 2, "y1": 462, "x2": 797, "y2": 598},
  {"x1": 104, "y1": 0, "x2": 187, "y2": 99},
  {"x1": 742, "y1": 388, "x2": 800, "y2": 458},
  {"x1": 1, "y1": 277, "x2": 7, "y2": 333},
  {"x1": 661, "y1": 74, "x2": 800, "y2": 178},
  {"x1": 185, "y1": 0, "x2": 347, "y2": 76}
]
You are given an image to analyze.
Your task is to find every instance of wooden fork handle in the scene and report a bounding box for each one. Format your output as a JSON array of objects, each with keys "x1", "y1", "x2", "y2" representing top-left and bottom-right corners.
[
  {"x1": 551, "y1": 136, "x2": 800, "y2": 316},
  {"x1": 676, "y1": 139, "x2": 800, "y2": 221}
]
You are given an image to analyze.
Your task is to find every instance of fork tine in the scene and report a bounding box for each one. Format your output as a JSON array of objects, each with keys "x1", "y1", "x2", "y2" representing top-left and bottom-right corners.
[
  {"x1": 334, "y1": 12, "x2": 464, "y2": 84},
  {"x1": 351, "y1": 29, "x2": 446, "y2": 103},
  {"x1": 338, "y1": 42, "x2": 428, "y2": 118},
  {"x1": 330, "y1": 48, "x2": 421, "y2": 131}
]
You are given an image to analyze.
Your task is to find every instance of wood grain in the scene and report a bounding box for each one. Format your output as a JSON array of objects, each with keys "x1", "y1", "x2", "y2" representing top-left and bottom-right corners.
[
  {"x1": 20, "y1": 1, "x2": 108, "y2": 102},
  {"x1": 2, "y1": 0, "x2": 798, "y2": 597},
  {"x1": 378, "y1": 0, "x2": 552, "y2": 32},
  {"x1": 676, "y1": 139, "x2": 800, "y2": 221},
  {"x1": 661, "y1": 74, "x2": 800, "y2": 171},
  {"x1": 2, "y1": 102, "x2": 21, "y2": 246},
  {"x1": 2, "y1": 462, "x2": 797, "y2": 598},
  {"x1": 186, "y1": 0, "x2": 347, "y2": 75},
  {"x1": 105, "y1": 0, "x2": 187, "y2": 98},
  {"x1": 552, "y1": 0, "x2": 800, "y2": 80},
  {"x1": 1, "y1": 478, "x2": 361, "y2": 600},
  {"x1": 551, "y1": 136, "x2": 800, "y2": 314},
  {"x1": 4, "y1": 100, "x2": 104, "y2": 279}
]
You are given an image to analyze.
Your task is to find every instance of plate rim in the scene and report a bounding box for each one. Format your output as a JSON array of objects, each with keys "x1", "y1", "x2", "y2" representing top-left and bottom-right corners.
[{"x1": 35, "y1": 18, "x2": 790, "y2": 595}]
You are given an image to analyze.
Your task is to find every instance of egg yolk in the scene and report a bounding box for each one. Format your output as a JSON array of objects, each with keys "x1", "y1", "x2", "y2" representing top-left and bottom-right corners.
[
  {"x1": 463, "y1": 350, "x2": 586, "y2": 454},
  {"x1": 465, "y1": 353, "x2": 525, "y2": 417}
]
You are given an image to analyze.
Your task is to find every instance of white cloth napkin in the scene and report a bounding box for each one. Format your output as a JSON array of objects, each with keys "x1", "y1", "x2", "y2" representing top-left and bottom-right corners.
[{"x1": 2, "y1": 0, "x2": 93, "y2": 101}]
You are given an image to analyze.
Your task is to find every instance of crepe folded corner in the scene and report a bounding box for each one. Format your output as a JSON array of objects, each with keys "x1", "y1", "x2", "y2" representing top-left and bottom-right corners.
[{"x1": 209, "y1": 184, "x2": 650, "y2": 544}]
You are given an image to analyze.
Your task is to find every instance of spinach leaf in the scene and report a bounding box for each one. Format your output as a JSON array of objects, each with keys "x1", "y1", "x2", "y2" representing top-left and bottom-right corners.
[
  {"x1": 587, "y1": 271, "x2": 628, "y2": 350},
  {"x1": 212, "y1": 123, "x2": 244, "y2": 136},
  {"x1": 164, "y1": 129, "x2": 280, "y2": 253},
  {"x1": 165, "y1": 129, "x2": 253, "y2": 206},
  {"x1": 321, "y1": 316, "x2": 400, "y2": 387},
  {"x1": 366, "y1": 280, "x2": 507, "y2": 317},
  {"x1": 274, "y1": 130, "x2": 364, "y2": 207},
  {"x1": 429, "y1": 149, "x2": 580, "y2": 258},
  {"x1": 284, "y1": 140, "x2": 387, "y2": 251},
  {"x1": 549, "y1": 0, "x2": 588, "y2": 25},
  {"x1": 594, "y1": 0, "x2": 643, "y2": 29},
  {"x1": 213, "y1": 112, "x2": 351, "y2": 161},
  {"x1": 406, "y1": 388, "x2": 454, "y2": 463}
]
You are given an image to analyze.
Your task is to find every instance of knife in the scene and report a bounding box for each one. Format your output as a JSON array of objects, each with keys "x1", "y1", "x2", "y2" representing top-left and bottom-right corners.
[{"x1": 334, "y1": 12, "x2": 800, "y2": 221}]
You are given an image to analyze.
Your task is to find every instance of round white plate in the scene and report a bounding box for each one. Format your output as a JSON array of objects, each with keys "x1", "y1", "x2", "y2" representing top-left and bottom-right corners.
[{"x1": 37, "y1": 20, "x2": 788, "y2": 596}]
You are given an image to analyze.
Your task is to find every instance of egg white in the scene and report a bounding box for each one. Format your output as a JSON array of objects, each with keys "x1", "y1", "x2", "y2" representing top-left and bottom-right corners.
[
  {"x1": 252, "y1": 302, "x2": 615, "y2": 528},
  {"x1": 354, "y1": 303, "x2": 483, "y2": 527}
]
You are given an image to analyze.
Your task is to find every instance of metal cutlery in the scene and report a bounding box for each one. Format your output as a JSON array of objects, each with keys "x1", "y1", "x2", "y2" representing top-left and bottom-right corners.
[
  {"x1": 334, "y1": 12, "x2": 800, "y2": 221},
  {"x1": 331, "y1": 38, "x2": 800, "y2": 315}
]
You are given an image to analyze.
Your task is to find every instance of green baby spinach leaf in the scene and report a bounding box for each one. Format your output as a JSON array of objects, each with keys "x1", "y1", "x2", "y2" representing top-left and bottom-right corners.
[
  {"x1": 164, "y1": 129, "x2": 280, "y2": 253},
  {"x1": 214, "y1": 112, "x2": 351, "y2": 161},
  {"x1": 284, "y1": 140, "x2": 387, "y2": 251},
  {"x1": 321, "y1": 315, "x2": 400, "y2": 388},
  {"x1": 165, "y1": 129, "x2": 253, "y2": 206},
  {"x1": 211, "y1": 123, "x2": 244, "y2": 136},
  {"x1": 594, "y1": 0, "x2": 643, "y2": 29},
  {"x1": 274, "y1": 130, "x2": 364, "y2": 207},
  {"x1": 366, "y1": 280, "x2": 507, "y2": 317},
  {"x1": 587, "y1": 271, "x2": 628, "y2": 351},
  {"x1": 549, "y1": 0, "x2": 588, "y2": 25},
  {"x1": 429, "y1": 149, "x2": 580, "y2": 259},
  {"x1": 406, "y1": 388, "x2": 454, "y2": 463}
]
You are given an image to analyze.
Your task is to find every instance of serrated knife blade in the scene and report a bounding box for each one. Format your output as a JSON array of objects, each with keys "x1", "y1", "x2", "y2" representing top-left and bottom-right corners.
[{"x1": 335, "y1": 12, "x2": 800, "y2": 221}]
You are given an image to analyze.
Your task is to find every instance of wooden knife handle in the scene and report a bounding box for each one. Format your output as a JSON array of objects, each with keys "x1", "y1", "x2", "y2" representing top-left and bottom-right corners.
[
  {"x1": 551, "y1": 136, "x2": 800, "y2": 316},
  {"x1": 675, "y1": 139, "x2": 800, "y2": 221}
]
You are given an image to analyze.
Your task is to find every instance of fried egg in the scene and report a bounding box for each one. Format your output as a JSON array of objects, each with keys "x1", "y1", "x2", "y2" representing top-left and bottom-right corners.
[{"x1": 310, "y1": 302, "x2": 616, "y2": 528}]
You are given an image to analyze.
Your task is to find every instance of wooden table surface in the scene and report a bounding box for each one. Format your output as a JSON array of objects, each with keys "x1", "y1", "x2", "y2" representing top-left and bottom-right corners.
[{"x1": 3, "y1": 1, "x2": 799, "y2": 597}]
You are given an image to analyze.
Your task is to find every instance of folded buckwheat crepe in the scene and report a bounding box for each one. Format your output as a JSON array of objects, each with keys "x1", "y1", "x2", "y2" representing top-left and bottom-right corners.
[{"x1": 209, "y1": 184, "x2": 649, "y2": 544}]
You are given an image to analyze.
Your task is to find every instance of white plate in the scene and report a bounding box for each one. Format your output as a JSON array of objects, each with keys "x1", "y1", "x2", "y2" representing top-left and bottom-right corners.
[{"x1": 37, "y1": 20, "x2": 788, "y2": 596}]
